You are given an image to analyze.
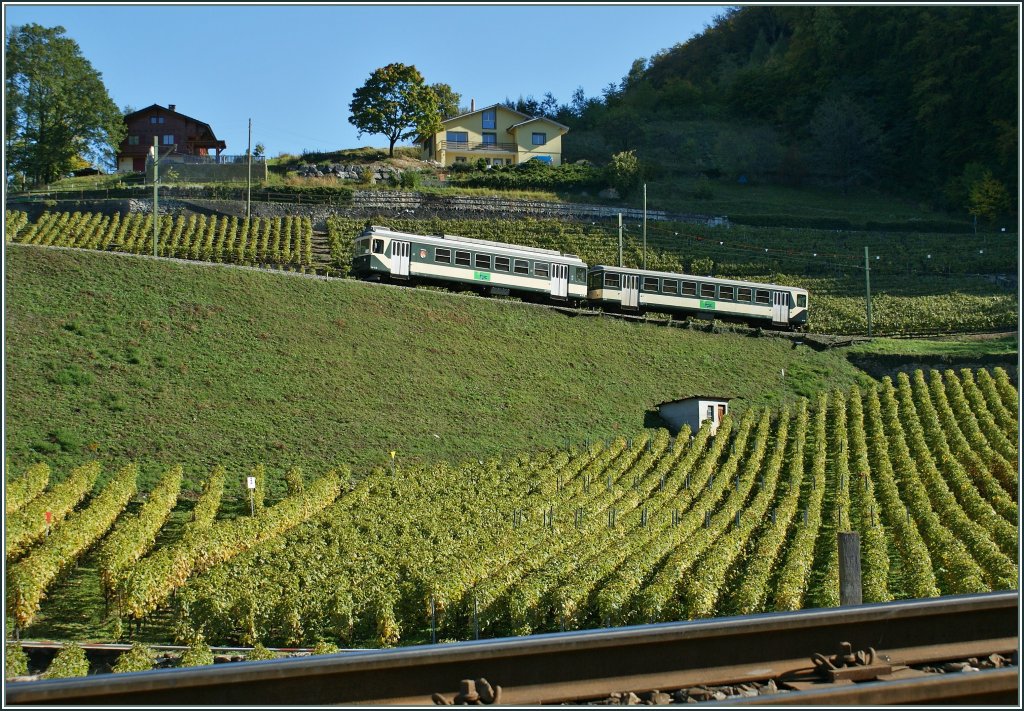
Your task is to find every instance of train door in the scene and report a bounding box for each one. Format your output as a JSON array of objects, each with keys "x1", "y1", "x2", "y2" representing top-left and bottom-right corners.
[
  {"x1": 391, "y1": 240, "x2": 411, "y2": 279},
  {"x1": 621, "y1": 274, "x2": 640, "y2": 310},
  {"x1": 550, "y1": 263, "x2": 568, "y2": 299},
  {"x1": 772, "y1": 291, "x2": 790, "y2": 325}
]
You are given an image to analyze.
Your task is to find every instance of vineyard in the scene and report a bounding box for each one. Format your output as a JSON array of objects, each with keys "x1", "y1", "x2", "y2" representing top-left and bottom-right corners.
[
  {"x1": 5, "y1": 209, "x2": 1017, "y2": 336},
  {"x1": 4, "y1": 210, "x2": 314, "y2": 269},
  {"x1": 6, "y1": 368, "x2": 1017, "y2": 650}
]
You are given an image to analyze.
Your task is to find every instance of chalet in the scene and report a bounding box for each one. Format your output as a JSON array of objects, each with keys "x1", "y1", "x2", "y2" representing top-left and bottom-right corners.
[
  {"x1": 117, "y1": 104, "x2": 227, "y2": 173},
  {"x1": 418, "y1": 102, "x2": 568, "y2": 168},
  {"x1": 656, "y1": 396, "x2": 733, "y2": 436}
]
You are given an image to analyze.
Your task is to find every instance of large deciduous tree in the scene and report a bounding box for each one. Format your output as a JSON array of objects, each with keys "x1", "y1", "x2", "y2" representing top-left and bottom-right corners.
[
  {"x1": 5, "y1": 24, "x2": 125, "y2": 185},
  {"x1": 348, "y1": 63, "x2": 454, "y2": 157}
]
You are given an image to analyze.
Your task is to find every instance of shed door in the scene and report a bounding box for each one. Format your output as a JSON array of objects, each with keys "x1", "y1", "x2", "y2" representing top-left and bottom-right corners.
[
  {"x1": 391, "y1": 240, "x2": 411, "y2": 278},
  {"x1": 772, "y1": 291, "x2": 789, "y2": 325},
  {"x1": 550, "y1": 263, "x2": 568, "y2": 299},
  {"x1": 621, "y1": 274, "x2": 640, "y2": 310},
  {"x1": 717, "y1": 404, "x2": 727, "y2": 422}
]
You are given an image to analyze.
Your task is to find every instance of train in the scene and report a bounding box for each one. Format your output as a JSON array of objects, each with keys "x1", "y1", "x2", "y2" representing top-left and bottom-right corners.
[{"x1": 351, "y1": 225, "x2": 809, "y2": 330}]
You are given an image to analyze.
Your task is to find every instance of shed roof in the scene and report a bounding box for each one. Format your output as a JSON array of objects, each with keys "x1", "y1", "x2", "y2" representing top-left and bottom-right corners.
[{"x1": 656, "y1": 396, "x2": 734, "y2": 409}]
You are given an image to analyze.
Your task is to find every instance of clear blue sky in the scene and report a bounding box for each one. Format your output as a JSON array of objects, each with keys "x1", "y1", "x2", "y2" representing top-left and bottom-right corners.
[{"x1": 4, "y1": 2, "x2": 729, "y2": 159}]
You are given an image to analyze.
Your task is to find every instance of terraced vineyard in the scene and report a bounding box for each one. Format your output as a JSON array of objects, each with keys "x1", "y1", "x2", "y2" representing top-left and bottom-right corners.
[
  {"x1": 4, "y1": 210, "x2": 314, "y2": 268},
  {"x1": 7, "y1": 368, "x2": 1017, "y2": 649}
]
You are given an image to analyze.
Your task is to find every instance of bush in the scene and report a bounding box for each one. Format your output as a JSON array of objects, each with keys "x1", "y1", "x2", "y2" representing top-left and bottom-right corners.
[
  {"x1": 43, "y1": 643, "x2": 89, "y2": 679},
  {"x1": 246, "y1": 643, "x2": 278, "y2": 661},
  {"x1": 112, "y1": 643, "x2": 153, "y2": 673},
  {"x1": 179, "y1": 638, "x2": 214, "y2": 668},
  {"x1": 5, "y1": 643, "x2": 29, "y2": 679},
  {"x1": 311, "y1": 640, "x2": 340, "y2": 655}
]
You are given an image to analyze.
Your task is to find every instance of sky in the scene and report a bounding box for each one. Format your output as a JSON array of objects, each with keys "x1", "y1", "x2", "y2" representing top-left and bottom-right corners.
[{"x1": 3, "y1": 2, "x2": 729, "y2": 160}]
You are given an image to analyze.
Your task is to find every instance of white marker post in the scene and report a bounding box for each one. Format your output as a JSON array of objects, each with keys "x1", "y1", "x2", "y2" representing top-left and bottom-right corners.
[{"x1": 246, "y1": 476, "x2": 256, "y2": 515}]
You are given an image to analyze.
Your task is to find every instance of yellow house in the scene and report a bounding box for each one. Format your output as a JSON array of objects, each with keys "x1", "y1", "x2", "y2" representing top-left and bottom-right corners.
[{"x1": 419, "y1": 103, "x2": 569, "y2": 167}]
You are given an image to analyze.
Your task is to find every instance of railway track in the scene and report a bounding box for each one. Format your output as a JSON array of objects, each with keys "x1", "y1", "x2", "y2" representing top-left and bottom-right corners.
[{"x1": 6, "y1": 591, "x2": 1017, "y2": 706}]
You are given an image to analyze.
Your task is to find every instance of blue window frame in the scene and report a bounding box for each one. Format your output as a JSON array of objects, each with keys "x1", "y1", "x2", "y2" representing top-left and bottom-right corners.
[
  {"x1": 482, "y1": 132, "x2": 497, "y2": 146},
  {"x1": 531, "y1": 132, "x2": 546, "y2": 145},
  {"x1": 481, "y1": 109, "x2": 496, "y2": 129},
  {"x1": 446, "y1": 131, "x2": 468, "y2": 145}
]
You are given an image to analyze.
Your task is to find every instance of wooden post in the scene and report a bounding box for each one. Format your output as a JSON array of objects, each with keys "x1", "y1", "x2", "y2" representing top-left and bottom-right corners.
[{"x1": 838, "y1": 532, "x2": 863, "y2": 606}]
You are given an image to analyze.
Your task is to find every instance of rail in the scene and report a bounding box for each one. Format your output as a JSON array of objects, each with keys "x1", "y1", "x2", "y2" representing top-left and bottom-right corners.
[{"x1": 5, "y1": 591, "x2": 1017, "y2": 705}]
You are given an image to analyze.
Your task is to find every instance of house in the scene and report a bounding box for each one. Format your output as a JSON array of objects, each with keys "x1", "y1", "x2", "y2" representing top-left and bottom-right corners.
[
  {"x1": 656, "y1": 396, "x2": 733, "y2": 437},
  {"x1": 117, "y1": 104, "x2": 227, "y2": 173},
  {"x1": 418, "y1": 102, "x2": 569, "y2": 168}
]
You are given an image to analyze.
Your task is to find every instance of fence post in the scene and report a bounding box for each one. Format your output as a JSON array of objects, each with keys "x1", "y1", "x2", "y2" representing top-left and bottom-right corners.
[{"x1": 838, "y1": 532, "x2": 863, "y2": 606}]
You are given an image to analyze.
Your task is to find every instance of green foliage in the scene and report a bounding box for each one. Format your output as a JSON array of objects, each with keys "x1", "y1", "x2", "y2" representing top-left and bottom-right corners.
[
  {"x1": 311, "y1": 640, "x2": 340, "y2": 655},
  {"x1": 968, "y1": 171, "x2": 1012, "y2": 224},
  {"x1": 43, "y1": 643, "x2": 89, "y2": 679},
  {"x1": 450, "y1": 161, "x2": 605, "y2": 192},
  {"x1": 5, "y1": 24, "x2": 125, "y2": 184},
  {"x1": 112, "y1": 643, "x2": 154, "y2": 673},
  {"x1": 179, "y1": 638, "x2": 214, "y2": 668},
  {"x1": 689, "y1": 257, "x2": 714, "y2": 276},
  {"x1": 246, "y1": 643, "x2": 278, "y2": 661},
  {"x1": 5, "y1": 643, "x2": 29, "y2": 679},
  {"x1": 348, "y1": 63, "x2": 442, "y2": 157},
  {"x1": 606, "y1": 150, "x2": 642, "y2": 197}
]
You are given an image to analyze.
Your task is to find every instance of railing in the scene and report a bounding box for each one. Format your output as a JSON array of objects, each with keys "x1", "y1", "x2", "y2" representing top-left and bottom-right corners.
[
  {"x1": 439, "y1": 140, "x2": 517, "y2": 152},
  {"x1": 148, "y1": 154, "x2": 266, "y2": 165}
]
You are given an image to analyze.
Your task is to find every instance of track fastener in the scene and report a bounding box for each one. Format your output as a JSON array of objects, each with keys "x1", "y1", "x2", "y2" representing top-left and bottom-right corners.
[{"x1": 432, "y1": 678, "x2": 502, "y2": 705}]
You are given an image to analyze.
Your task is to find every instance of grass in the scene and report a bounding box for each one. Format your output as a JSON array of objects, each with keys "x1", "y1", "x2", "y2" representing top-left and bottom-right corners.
[
  {"x1": 847, "y1": 333, "x2": 1019, "y2": 358},
  {"x1": 4, "y1": 245, "x2": 876, "y2": 493}
]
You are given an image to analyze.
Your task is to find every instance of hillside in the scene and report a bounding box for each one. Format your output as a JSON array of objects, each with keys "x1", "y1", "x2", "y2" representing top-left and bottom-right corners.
[{"x1": 4, "y1": 245, "x2": 877, "y2": 491}]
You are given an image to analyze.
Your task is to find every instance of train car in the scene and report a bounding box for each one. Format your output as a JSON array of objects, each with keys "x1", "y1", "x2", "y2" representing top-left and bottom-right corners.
[
  {"x1": 351, "y1": 225, "x2": 589, "y2": 302},
  {"x1": 587, "y1": 265, "x2": 809, "y2": 329}
]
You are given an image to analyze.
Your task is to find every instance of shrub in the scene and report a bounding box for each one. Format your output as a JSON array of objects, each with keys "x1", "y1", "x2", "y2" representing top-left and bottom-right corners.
[
  {"x1": 112, "y1": 643, "x2": 154, "y2": 673},
  {"x1": 5, "y1": 643, "x2": 29, "y2": 679},
  {"x1": 43, "y1": 643, "x2": 89, "y2": 679},
  {"x1": 179, "y1": 638, "x2": 214, "y2": 668},
  {"x1": 311, "y1": 640, "x2": 340, "y2": 655},
  {"x1": 246, "y1": 643, "x2": 277, "y2": 661}
]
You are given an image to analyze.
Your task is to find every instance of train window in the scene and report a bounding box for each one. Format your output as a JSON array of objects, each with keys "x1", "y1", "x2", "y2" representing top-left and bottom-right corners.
[
  {"x1": 589, "y1": 272, "x2": 602, "y2": 289},
  {"x1": 372, "y1": 239, "x2": 384, "y2": 254},
  {"x1": 534, "y1": 262, "x2": 550, "y2": 278},
  {"x1": 718, "y1": 285, "x2": 735, "y2": 300},
  {"x1": 755, "y1": 290, "x2": 770, "y2": 304},
  {"x1": 455, "y1": 250, "x2": 471, "y2": 266},
  {"x1": 475, "y1": 254, "x2": 491, "y2": 270},
  {"x1": 642, "y1": 277, "x2": 660, "y2": 292},
  {"x1": 435, "y1": 247, "x2": 451, "y2": 264},
  {"x1": 700, "y1": 283, "x2": 716, "y2": 299},
  {"x1": 514, "y1": 259, "x2": 530, "y2": 274},
  {"x1": 797, "y1": 294, "x2": 807, "y2": 308},
  {"x1": 681, "y1": 281, "x2": 696, "y2": 296},
  {"x1": 495, "y1": 256, "x2": 510, "y2": 272},
  {"x1": 604, "y1": 273, "x2": 620, "y2": 289},
  {"x1": 575, "y1": 267, "x2": 587, "y2": 282},
  {"x1": 663, "y1": 279, "x2": 678, "y2": 295},
  {"x1": 737, "y1": 287, "x2": 752, "y2": 302}
]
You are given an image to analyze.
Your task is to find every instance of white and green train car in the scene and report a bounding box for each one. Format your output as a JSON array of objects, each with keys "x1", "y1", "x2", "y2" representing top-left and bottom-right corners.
[
  {"x1": 587, "y1": 265, "x2": 809, "y2": 329},
  {"x1": 352, "y1": 225, "x2": 589, "y2": 302}
]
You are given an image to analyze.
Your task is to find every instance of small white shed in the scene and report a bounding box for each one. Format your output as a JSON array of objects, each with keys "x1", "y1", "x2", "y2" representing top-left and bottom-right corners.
[{"x1": 656, "y1": 396, "x2": 733, "y2": 436}]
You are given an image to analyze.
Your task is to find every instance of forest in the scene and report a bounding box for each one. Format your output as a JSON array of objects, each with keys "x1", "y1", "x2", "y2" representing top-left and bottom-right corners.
[{"x1": 504, "y1": 5, "x2": 1017, "y2": 215}]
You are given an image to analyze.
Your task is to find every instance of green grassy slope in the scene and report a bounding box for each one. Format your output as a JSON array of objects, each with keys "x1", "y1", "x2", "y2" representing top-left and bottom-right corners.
[{"x1": 4, "y1": 245, "x2": 874, "y2": 490}]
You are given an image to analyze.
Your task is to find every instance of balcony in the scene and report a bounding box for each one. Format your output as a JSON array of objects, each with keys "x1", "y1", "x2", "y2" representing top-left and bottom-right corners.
[{"x1": 440, "y1": 140, "x2": 517, "y2": 153}]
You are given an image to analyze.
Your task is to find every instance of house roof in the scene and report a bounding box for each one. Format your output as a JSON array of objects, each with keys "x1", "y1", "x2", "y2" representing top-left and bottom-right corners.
[
  {"x1": 656, "y1": 396, "x2": 734, "y2": 409},
  {"x1": 508, "y1": 116, "x2": 570, "y2": 132},
  {"x1": 439, "y1": 103, "x2": 531, "y2": 125},
  {"x1": 123, "y1": 104, "x2": 226, "y2": 145}
]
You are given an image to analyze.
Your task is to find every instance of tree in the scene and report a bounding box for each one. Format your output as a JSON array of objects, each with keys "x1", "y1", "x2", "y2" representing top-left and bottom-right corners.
[
  {"x1": 348, "y1": 63, "x2": 443, "y2": 157},
  {"x1": 968, "y1": 171, "x2": 1011, "y2": 224},
  {"x1": 5, "y1": 24, "x2": 125, "y2": 184},
  {"x1": 430, "y1": 82, "x2": 461, "y2": 119},
  {"x1": 606, "y1": 149, "x2": 642, "y2": 197}
]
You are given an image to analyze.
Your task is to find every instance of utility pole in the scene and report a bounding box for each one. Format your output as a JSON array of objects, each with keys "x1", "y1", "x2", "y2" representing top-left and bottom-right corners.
[
  {"x1": 246, "y1": 118, "x2": 253, "y2": 221},
  {"x1": 618, "y1": 213, "x2": 623, "y2": 267},
  {"x1": 865, "y1": 246, "x2": 873, "y2": 338},
  {"x1": 642, "y1": 183, "x2": 647, "y2": 270},
  {"x1": 152, "y1": 136, "x2": 159, "y2": 257}
]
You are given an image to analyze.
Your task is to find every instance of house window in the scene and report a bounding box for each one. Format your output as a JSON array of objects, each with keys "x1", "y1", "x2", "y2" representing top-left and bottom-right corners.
[
  {"x1": 481, "y1": 109, "x2": 496, "y2": 129},
  {"x1": 482, "y1": 132, "x2": 497, "y2": 146},
  {"x1": 700, "y1": 283, "x2": 716, "y2": 299},
  {"x1": 455, "y1": 250, "x2": 471, "y2": 266},
  {"x1": 604, "y1": 273, "x2": 620, "y2": 289},
  {"x1": 642, "y1": 277, "x2": 660, "y2": 292},
  {"x1": 737, "y1": 287, "x2": 752, "y2": 302},
  {"x1": 755, "y1": 289, "x2": 771, "y2": 304},
  {"x1": 149, "y1": 116, "x2": 165, "y2": 124},
  {"x1": 435, "y1": 247, "x2": 451, "y2": 264},
  {"x1": 454, "y1": 157, "x2": 467, "y2": 163},
  {"x1": 681, "y1": 281, "x2": 697, "y2": 296},
  {"x1": 718, "y1": 285, "x2": 735, "y2": 300},
  {"x1": 162, "y1": 134, "x2": 174, "y2": 145},
  {"x1": 707, "y1": 405, "x2": 714, "y2": 421},
  {"x1": 475, "y1": 253, "x2": 491, "y2": 270},
  {"x1": 663, "y1": 279, "x2": 678, "y2": 295},
  {"x1": 446, "y1": 131, "x2": 468, "y2": 145},
  {"x1": 128, "y1": 135, "x2": 139, "y2": 145},
  {"x1": 513, "y1": 258, "x2": 530, "y2": 274},
  {"x1": 534, "y1": 262, "x2": 550, "y2": 278},
  {"x1": 532, "y1": 132, "x2": 546, "y2": 145}
]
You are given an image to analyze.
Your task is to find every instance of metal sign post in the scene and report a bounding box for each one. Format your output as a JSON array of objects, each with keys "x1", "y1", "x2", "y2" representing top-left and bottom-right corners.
[{"x1": 247, "y1": 476, "x2": 256, "y2": 515}]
